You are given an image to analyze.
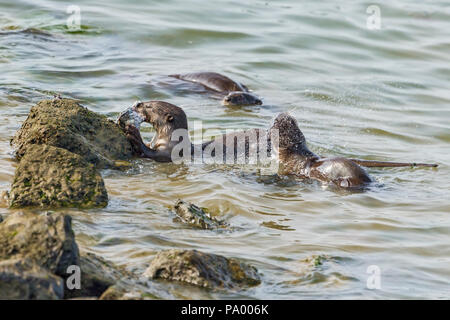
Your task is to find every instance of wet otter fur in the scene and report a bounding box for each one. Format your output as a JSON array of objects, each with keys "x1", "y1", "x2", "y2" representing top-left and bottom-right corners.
[
  {"x1": 120, "y1": 102, "x2": 437, "y2": 188},
  {"x1": 169, "y1": 72, "x2": 262, "y2": 106},
  {"x1": 123, "y1": 101, "x2": 270, "y2": 163},
  {"x1": 270, "y1": 113, "x2": 372, "y2": 188}
]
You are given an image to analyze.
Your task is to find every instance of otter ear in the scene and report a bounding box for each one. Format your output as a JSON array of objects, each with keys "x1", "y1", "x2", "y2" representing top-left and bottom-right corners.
[{"x1": 166, "y1": 114, "x2": 174, "y2": 122}]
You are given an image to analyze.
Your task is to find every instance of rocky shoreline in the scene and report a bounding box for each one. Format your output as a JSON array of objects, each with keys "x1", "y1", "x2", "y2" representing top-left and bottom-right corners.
[{"x1": 0, "y1": 98, "x2": 261, "y2": 299}]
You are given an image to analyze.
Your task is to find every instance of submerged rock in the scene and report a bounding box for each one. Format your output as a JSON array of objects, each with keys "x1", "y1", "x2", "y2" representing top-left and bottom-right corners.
[
  {"x1": 0, "y1": 212, "x2": 79, "y2": 277},
  {"x1": 0, "y1": 258, "x2": 64, "y2": 300},
  {"x1": 99, "y1": 285, "x2": 158, "y2": 300},
  {"x1": 8, "y1": 144, "x2": 108, "y2": 208},
  {"x1": 281, "y1": 254, "x2": 358, "y2": 287},
  {"x1": 66, "y1": 251, "x2": 165, "y2": 300},
  {"x1": 144, "y1": 249, "x2": 261, "y2": 289},
  {"x1": 174, "y1": 199, "x2": 228, "y2": 230},
  {"x1": 11, "y1": 98, "x2": 133, "y2": 169}
]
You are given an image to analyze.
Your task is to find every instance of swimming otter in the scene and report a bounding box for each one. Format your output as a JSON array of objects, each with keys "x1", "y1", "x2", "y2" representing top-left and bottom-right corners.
[
  {"x1": 169, "y1": 72, "x2": 262, "y2": 106},
  {"x1": 118, "y1": 102, "x2": 437, "y2": 187},
  {"x1": 269, "y1": 113, "x2": 438, "y2": 187},
  {"x1": 270, "y1": 113, "x2": 372, "y2": 187},
  {"x1": 119, "y1": 101, "x2": 270, "y2": 163}
]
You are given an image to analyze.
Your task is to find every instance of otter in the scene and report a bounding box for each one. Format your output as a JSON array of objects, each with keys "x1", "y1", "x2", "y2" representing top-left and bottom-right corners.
[
  {"x1": 118, "y1": 102, "x2": 437, "y2": 188},
  {"x1": 169, "y1": 72, "x2": 262, "y2": 106},
  {"x1": 118, "y1": 101, "x2": 270, "y2": 163},
  {"x1": 269, "y1": 113, "x2": 437, "y2": 188},
  {"x1": 270, "y1": 113, "x2": 372, "y2": 187}
]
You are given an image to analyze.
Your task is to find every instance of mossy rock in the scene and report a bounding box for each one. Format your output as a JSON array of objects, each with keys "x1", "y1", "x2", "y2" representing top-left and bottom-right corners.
[
  {"x1": 11, "y1": 98, "x2": 133, "y2": 168},
  {"x1": 0, "y1": 212, "x2": 79, "y2": 277},
  {"x1": 8, "y1": 144, "x2": 108, "y2": 208},
  {"x1": 174, "y1": 199, "x2": 228, "y2": 230},
  {"x1": 144, "y1": 249, "x2": 261, "y2": 290}
]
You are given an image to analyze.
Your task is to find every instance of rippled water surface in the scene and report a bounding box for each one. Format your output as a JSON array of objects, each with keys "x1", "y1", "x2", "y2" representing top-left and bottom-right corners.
[{"x1": 1, "y1": 0, "x2": 449, "y2": 299}]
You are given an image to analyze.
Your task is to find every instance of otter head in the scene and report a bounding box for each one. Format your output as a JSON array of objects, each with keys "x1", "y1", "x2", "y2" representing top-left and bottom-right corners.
[
  {"x1": 270, "y1": 113, "x2": 316, "y2": 160},
  {"x1": 222, "y1": 92, "x2": 263, "y2": 106},
  {"x1": 128, "y1": 101, "x2": 190, "y2": 151},
  {"x1": 132, "y1": 101, "x2": 188, "y2": 138}
]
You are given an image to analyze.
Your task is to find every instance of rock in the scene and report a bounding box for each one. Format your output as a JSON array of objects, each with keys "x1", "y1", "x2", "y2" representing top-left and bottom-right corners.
[
  {"x1": 144, "y1": 249, "x2": 261, "y2": 289},
  {"x1": 174, "y1": 200, "x2": 228, "y2": 230},
  {"x1": 64, "y1": 252, "x2": 125, "y2": 299},
  {"x1": 98, "y1": 285, "x2": 128, "y2": 300},
  {"x1": 99, "y1": 285, "x2": 157, "y2": 300},
  {"x1": 0, "y1": 212, "x2": 79, "y2": 277},
  {"x1": 301, "y1": 254, "x2": 328, "y2": 268},
  {"x1": 281, "y1": 254, "x2": 357, "y2": 287},
  {"x1": 8, "y1": 144, "x2": 108, "y2": 208},
  {"x1": 0, "y1": 258, "x2": 64, "y2": 300},
  {"x1": 11, "y1": 98, "x2": 133, "y2": 169},
  {"x1": 66, "y1": 251, "x2": 165, "y2": 300}
]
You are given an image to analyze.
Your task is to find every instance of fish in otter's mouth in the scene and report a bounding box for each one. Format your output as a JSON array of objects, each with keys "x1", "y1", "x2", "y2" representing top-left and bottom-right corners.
[{"x1": 117, "y1": 101, "x2": 146, "y2": 130}]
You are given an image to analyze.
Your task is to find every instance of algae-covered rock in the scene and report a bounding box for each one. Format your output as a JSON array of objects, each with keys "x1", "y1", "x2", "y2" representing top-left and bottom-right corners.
[
  {"x1": 0, "y1": 212, "x2": 79, "y2": 277},
  {"x1": 174, "y1": 199, "x2": 228, "y2": 230},
  {"x1": 11, "y1": 98, "x2": 133, "y2": 168},
  {"x1": 0, "y1": 258, "x2": 64, "y2": 300},
  {"x1": 144, "y1": 249, "x2": 261, "y2": 289},
  {"x1": 8, "y1": 144, "x2": 108, "y2": 208}
]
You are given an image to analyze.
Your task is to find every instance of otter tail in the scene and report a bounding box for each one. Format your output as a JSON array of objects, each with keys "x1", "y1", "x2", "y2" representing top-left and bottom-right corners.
[
  {"x1": 168, "y1": 74, "x2": 181, "y2": 79},
  {"x1": 349, "y1": 159, "x2": 438, "y2": 168}
]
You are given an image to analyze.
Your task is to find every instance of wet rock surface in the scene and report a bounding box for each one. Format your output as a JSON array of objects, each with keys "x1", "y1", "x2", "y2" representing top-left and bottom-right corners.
[
  {"x1": 11, "y1": 98, "x2": 133, "y2": 169},
  {"x1": 0, "y1": 212, "x2": 79, "y2": 276},
  {"x1": 174, "y1": 199, "x2": 228, "y2": 230},
  {"x1": 144, "y1": 249, "x2": 261, "y2": 289},
  {"x1": 2, "y1": 98, "x2": 266, "y2": 299},
  {"x1": 0, "y1": 211, "x2": 165, "y2": 300},
  {"x1": 0, "y1": 258, "x2": 64, "y2": 300},
  {"x1": 99, "y1": 284, "x2": 159, "y2": 300},
  {"x1": 73, "y1": 252, "x2": 166, "y2": 300},
  {"x1": 8, "y1": 144, "x2": 108, "y2": 208},
  {"x1": 65, "y1": 251, "x2": 127, "y2": 299},
  {"x1": 49, "y1": 248, "x2": 165, "y2": 300}
]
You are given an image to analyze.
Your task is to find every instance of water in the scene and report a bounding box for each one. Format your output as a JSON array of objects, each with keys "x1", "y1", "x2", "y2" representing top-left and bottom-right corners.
[{"x1": 1, "y1": 0, "x2": 449, "y2": 299}]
